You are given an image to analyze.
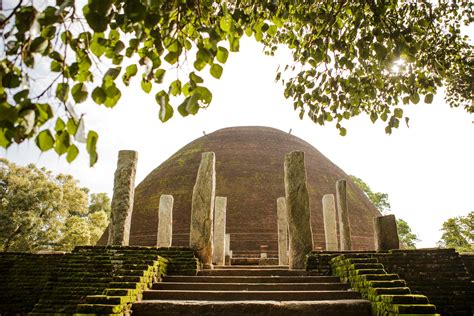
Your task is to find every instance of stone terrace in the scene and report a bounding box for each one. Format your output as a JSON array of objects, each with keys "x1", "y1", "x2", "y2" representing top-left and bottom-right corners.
[
  {"x1": 0, "y1": 246, "x2": 198, "y2": 315},
  {"x1": 307, "y1": 249, "x2": 474, "y2": 315}
]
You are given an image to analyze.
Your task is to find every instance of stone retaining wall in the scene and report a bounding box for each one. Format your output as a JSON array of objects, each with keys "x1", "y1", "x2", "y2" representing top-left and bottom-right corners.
[
  {"x1": 307, "y1": 249, "x2": 474, "y2": 315},
  {"x1": 0, "y1": 246, "x2": 199, "y2": 314},
  {"x1": 331, "y1": 254, "x2": 438, "y2": 315}
]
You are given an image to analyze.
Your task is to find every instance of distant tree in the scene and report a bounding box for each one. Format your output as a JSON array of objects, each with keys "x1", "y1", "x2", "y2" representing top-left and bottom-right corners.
[
  {"x1": 0, "y1": 158, "x2": 110, "y2": 252},
  {"x1": 350, "y1": 176, "x2": 391, "y2": 214},
  {"x1": 0, "y1": 1, "x2": 472, "y2": 165},
  {"x1": 438, "y1": 212, "x2": 473, "y2": 253},
  {"x1": 396, "y1": 218, "x2": 420, "y2": 249},
  {"x1": 350, "y1": 175, "x2": 420, "y2": 248}
]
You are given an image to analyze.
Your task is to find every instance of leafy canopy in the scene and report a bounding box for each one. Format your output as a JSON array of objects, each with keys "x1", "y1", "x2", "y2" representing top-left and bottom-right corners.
[
  {"x1": 350, "y1": 175, "x2": 419, "y2": 249},
  {"x1": 437, "y1": 212, "x2": 473, "y2": 253},
  {"x1": 0, "y1": 0, "x2": 472, "y2": 165},
  {"x1": 0, "y1": 158, "x2": 110, "y2": 252}
]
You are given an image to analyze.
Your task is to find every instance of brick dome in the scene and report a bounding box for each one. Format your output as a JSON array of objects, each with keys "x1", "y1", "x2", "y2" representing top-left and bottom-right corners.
[{"x1": 122, "y1": 126, "x2": 380, "y2": 253}]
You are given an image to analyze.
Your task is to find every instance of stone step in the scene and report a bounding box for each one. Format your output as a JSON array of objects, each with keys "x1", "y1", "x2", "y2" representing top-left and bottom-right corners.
[
  {"x1": 142, "y1": 290, "x2": 362, "y2": 301},
  {"x1": 163, "y1": 275, "x2": 341, "y2": 283},
  {"x1": 153, "y1": 282, "x2": 349, "y2": 291},
  {"x1": 133, "y1": 299, "x2": 371, "y2": 316},
  {"x1": 198, "y1": 269, "x2": 307, "y2": 276},
  {"x1": 214, "y1": 265, "x2": 288, "y2": 270}
]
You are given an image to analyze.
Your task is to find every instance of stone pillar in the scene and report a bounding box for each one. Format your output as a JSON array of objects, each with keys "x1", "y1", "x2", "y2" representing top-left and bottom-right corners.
[
  {"x1": 189, "y1": 152, "x2": 216, "y2": 269},
  {"x1": 213, "y1": 196, "x2": 227, "y2": 266},
  {"x1": 225, "y1": 234, "x2": 231, "y2": 265},
  {"x1": 277, "y1": 197, "x2": 289, "y2": 265},
  {"x1": 284, "y1": 151, "x2": 314, "y2": 269},
  {"x1": 373, "y1": 214, "x2": 400, "y2": 251},
  {"x1": 336, "y1": 180, "x2": 352, "y2": 251},
  {"x1": 157, "y1": 195, "x2": 173, "y2": 247},
  {"x1": 108, "y1": 150, "x2": 138, "y2": 246},
  {"x1": 322, "y1": 194, "x2": 338, "y2": 251}
]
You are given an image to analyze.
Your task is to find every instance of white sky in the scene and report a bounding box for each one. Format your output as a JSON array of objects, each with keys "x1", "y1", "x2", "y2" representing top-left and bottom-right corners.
[{"x1": 2, "y1": 39, "x2": 473, "y2": 248}]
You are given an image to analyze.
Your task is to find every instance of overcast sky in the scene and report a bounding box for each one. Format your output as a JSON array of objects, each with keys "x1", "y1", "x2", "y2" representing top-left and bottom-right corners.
[{"x1": 2, "y1": 38, "x2": 473, "y2": 248}]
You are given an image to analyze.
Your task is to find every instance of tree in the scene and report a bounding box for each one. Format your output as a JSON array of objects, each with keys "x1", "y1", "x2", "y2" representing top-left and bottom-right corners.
[
  {"x1": 438, "y1": 212, "x2": 473, "y2": 253},
  {"x1": 350, "y1": 175, "x2": 419, "y2": 248},
  {"x1": 350, "y1": 175, "x2": 391, "y2": 214},
  {"x1": 0, "y1": 158, "x2": 110, "y2": 252},
  {"x1": 0, "y1": 1, "x2": 472, "y2": 165},
  {"x1": 396, "y1": 218, "x2": 420, "y2": 249}
]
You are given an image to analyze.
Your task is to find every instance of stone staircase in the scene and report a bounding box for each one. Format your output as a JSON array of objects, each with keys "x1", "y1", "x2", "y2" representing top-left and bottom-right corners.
[{"x1": 132, "y1": 265, "x2": 371, "y2": 315}]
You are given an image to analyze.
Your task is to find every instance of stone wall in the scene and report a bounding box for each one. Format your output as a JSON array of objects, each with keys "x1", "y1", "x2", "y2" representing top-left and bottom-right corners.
[
  {"x1": 373, "y1": 249, "x2": 474, "y2": 316},
  {"x1": 460, "y1": 253, "x2": 474, "y2": 277},
  {"x1": 0, "y1": 246, "x2": 199, "y2": 314},
  {"x1": 307, "y1": 249, "x2": 474, "y2": 315},
  {"x1": 331, "y1": 254, "x2": 437, "y2": 315}
]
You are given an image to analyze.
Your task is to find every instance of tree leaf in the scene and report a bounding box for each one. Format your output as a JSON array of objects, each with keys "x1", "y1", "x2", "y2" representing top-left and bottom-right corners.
[
  {"x1": 169, "y1": 80, "x2": 182, "y2": 96},
  {"x1": 216, "y1": 47, "x2": 229, "y2": 63},
  {"x1": 210, "y1": 64, "x2": 223, "y2": 79},
  {"x1": 35, "y1": 130, "x2": 54, "y2": 151},
  {"x1": 86, "y1": 130, "x2": 99, "y2": 166},
  {"x1": 71, "y1": 83, "x2": 88, "y2": 103},
  {"x1": 193, "y1": 86, "x2": 212, "y2": 104},
  {"x1": 424, "y1": 93, "x2": 434, "y2": 104},
  {"x1": 56, "y1": 83, "x2": 69, "y2": 102},
  {"x1": 55, "y1": 118, "x2": 66, "y2": 132},
  {"x1": 156, "y1": 90, "x2": 173, "y2": 122},
  {"x1": 141, "y1": 79, "x2": 152, "y2": 93},
  {"x1": 66, "y1": 144, "x2": 79, "y2": 163},
  {"x1": 91, "y1": 87, "x2": 106, "y2": 104},
  {"x1": 220, "y1": 14, "x2": 232, "y2": 32},
  {"x1": 394, "y1": 108, "x2": 403, "y2": 118},
  {"x1": 54, "y1": 131, "x2": 70, "y2": 155}
]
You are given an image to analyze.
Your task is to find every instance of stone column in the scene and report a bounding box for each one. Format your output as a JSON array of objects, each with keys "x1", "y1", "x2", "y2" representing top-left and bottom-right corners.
[
  {"x1": 213, "y1": 196, "x2": 227, "y2": 266},
  {"x1": 373, "y1": 214, "x2": 400, "y2": 251},
  {"x1": 284, "y1": 151, "x2": 314, "y2": 269},
  {"x1": 224, "y1": 233, "x2": 231, "y2": 265},
  {"x1": 322, "y1": 194, "x2": 338, "y2": 251},
  {"x1": 157, "y1": 195, "x2": 173, "y2": 247},
  {"x1": 277, "y1": 197, "x2": 289, "y2": 265},
  {"x1": 189, "y1": 152, "x2": 216, "y2": 269},
  {"x1": 336, "y1": 180, "x2": 352, "y2": 251},
  {"x1": 108, "y1": 150, "x2": 138, "y2": 246}
]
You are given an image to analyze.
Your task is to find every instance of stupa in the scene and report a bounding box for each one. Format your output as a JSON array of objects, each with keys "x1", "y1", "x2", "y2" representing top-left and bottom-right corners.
[{"x1": 99, "y1": 126, "x2": 381, "y2": 256}]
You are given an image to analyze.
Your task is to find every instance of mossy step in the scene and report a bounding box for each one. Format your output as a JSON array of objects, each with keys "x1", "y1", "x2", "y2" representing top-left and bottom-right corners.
[
  {"x1": 355, "y1": 274, "x2": 400, "y2": 282},
  {"x1": 387, "y1": 304, "x2": 437, "y2": 313},
  {"x1": 366, "y1": 280, "x2": 407, "y2": 288},
  {"x1": 104, "y1": 288, "x2": 139, "y2": 296},
  {"x1": 351, "y1": 263, "x2": 385, "y2": 270},
  {"x1": 378, "y1": 294, "x2": 429, "y2": 304},
  {"x1": 76, "y1": 303, "x2": 125, "y2": 313},
  {"x1": 350, "y1": 269, "x2": 386, "y2": 276},
  {"x1": 85, "y1": 295, "x2": 134, "y2": 305},
  {"x1": 368, "y1": 287, "x2": 411, "y2": 296}
]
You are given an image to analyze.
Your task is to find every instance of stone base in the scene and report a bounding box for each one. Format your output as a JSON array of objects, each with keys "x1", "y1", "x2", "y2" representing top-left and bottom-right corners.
[{"x1": 202, "y1": 263, "x2": 214, "y2": 270}]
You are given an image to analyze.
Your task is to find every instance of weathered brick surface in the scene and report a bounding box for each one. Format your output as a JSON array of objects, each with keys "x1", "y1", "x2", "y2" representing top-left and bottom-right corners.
[
  {"x1": 373, "y1": 249, "x2": 474, "y2": 316},
  {"x1": 460, "y1": 253, "x2": 474, "y2": 277},
  {"x1": 307, "y1": 249, "x2": 473, "y2": 316},
  {"x1": 98, "y1": 127, "x2": 382, "y2": 252},
  {"x1": 0, "y1": 246, "x2": 198, "y2": 314},
  {"x1": 330, "y1": 254, "x2": 438, "y2": 316}
]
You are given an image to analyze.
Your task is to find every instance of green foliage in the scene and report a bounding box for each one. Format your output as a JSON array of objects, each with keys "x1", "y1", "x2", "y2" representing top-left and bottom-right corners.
[
  {"x1": 350, "y1": 175, "x2": 419, "y2": 248},
  {"x1": 0, "y1": 1, "x2": 472, "y2": 165},
  {"x1": 0, "y1": 158, "x2": 110, "y2": 252},
  {"x1": 437, "y1": 212, "x2": 473, "y2": 253},
  {"x1": 350, "y1": 176, "x2": 391, "y2": 213},
  {"x1": 396, "y1": 219, "x2": 420, "y2": 249}
]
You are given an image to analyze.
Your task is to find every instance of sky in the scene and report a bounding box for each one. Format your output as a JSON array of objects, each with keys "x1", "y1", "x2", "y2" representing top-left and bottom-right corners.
[{"x1": 2, "y1": 38, "x2": 473, "y2": 249}]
